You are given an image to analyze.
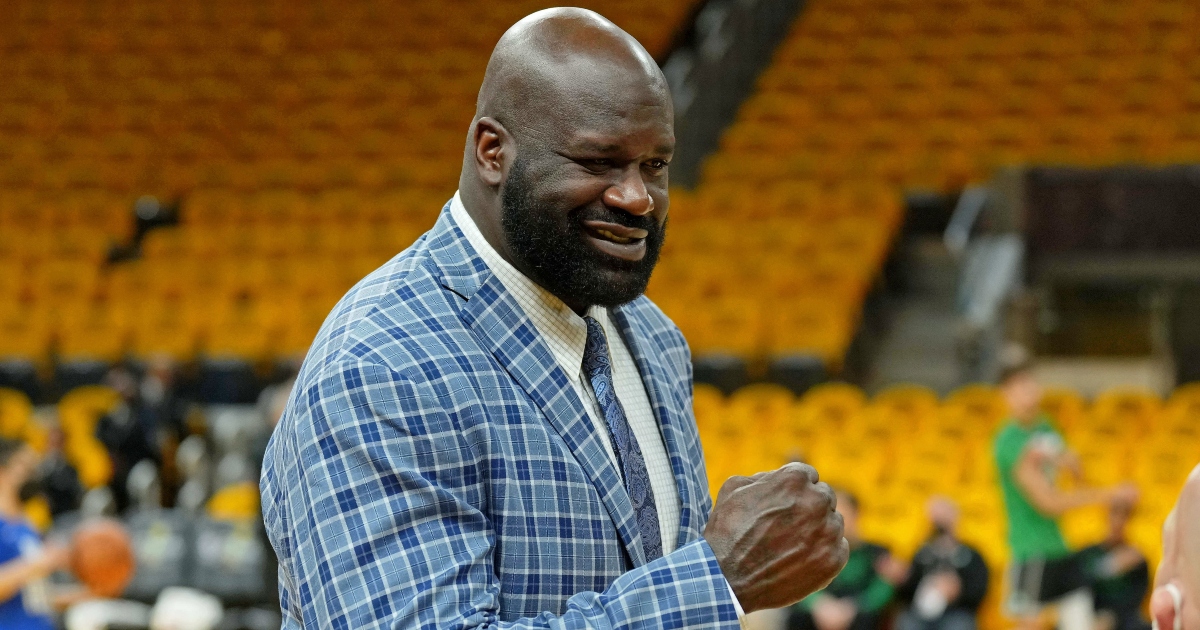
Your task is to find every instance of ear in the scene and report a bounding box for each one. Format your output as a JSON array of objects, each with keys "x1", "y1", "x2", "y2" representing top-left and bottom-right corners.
[{"x1": 472, "y1": 117, "x2": 511, "y2": 188}]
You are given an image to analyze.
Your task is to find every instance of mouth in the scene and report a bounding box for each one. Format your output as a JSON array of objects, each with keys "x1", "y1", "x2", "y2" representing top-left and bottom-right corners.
[{"x1": 581, "y1": 220, "x2": 649, "y2": 262}]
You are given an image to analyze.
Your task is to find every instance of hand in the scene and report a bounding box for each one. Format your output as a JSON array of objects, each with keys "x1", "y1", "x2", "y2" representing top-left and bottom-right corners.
[
  {"x1": 1106, "y1": 545, "x2": 1144, "y2": 576},
  {"x1": 812, "y1": 596, "x2": 857, "y2": 630},
  {"x1": 35, "y1": 543, "x2": 70, "y2": 575},
  {"x1": 874, "y1": 554, "x2": 909, "y2": 586},
  {"x1": 1059, "y1": 451, "x2": 1085, "y2": 482},
  {"x1": 704, "y1": 462, "x2": 849, "y2": 613},
  {"x1": 930, "y1": 572, "x2": 962, "y2": 601}
]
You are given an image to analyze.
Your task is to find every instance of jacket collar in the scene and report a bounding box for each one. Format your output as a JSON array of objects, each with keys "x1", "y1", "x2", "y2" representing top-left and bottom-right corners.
[{"x1": 425, "y1": 203, "x2": 702, "y2": 560}]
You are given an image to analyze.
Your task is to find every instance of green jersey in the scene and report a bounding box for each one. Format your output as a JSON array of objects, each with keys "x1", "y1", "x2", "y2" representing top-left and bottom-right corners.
[{"x1": 994, "y1": 417, "x2": 1070, "y2": 562}]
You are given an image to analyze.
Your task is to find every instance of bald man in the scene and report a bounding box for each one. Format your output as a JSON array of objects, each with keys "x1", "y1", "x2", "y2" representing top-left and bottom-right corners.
[
  {"x1": 1151, "y1": 464, "x2": 1199, "y2": 630},
  {"x1": 260, "y1": 8, "x2": 847, "y2": 630}
]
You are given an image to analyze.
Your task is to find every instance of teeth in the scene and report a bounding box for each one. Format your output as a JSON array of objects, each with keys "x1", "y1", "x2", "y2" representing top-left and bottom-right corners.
[{"x1": 595, "y1": 229, "x2": 633, "y2": 244}]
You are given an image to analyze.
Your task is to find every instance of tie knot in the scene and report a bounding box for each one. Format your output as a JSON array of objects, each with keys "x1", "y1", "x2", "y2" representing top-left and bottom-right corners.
[{"x1": 583, "y1": 315, "x2": 604, "y2": 340}]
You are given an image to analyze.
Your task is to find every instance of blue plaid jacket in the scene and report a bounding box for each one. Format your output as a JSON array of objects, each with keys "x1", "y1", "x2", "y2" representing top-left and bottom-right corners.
[{"x1": 260, "y1": 203, "x2": 740, "y2": 629}]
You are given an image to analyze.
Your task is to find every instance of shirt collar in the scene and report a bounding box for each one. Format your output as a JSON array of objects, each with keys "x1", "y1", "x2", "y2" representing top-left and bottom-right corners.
[{"x1": 450, "y1": 191, "x2": 608, "y2": 376}]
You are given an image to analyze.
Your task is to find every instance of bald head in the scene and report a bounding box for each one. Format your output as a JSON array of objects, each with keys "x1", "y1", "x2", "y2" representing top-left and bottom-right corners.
[
  {"x1": 457, "y1": 8, "x2": 675, "y2": 314},
  {"x1": 475, "y1": 8, "x2": 669, "y2": 133}
]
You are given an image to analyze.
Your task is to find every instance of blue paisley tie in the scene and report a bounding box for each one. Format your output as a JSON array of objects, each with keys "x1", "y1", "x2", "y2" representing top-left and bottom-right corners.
[{"x1": 582, "y1": 316, "x2": 663, "y2": 562}]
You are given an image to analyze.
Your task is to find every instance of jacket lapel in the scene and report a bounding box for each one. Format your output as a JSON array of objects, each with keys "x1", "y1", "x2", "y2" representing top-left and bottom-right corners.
[
  {"x1": 610, "y1": 305, "x2": 703, "y2": 551},
  {"x1": 426, "y1": 206, "x2": 647, "y2": 568}
]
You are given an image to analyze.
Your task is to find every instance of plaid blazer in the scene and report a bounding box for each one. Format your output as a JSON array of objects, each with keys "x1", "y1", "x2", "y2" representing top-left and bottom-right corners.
[{"x1": 260, "y1": 203, "x2": 740, "y2": 629}]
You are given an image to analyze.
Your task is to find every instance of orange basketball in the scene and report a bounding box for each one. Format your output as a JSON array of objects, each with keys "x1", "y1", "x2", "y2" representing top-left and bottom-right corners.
[{"x1": 69, "y1": 518, "x2": 136, "y2": 598}]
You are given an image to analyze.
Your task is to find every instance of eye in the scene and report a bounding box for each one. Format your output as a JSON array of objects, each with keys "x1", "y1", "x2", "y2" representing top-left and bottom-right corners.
[
  {"x1": 584, "y1": 158, "x2": 613, "y2": 170},
  {"x1": 645, "y1": 159, "x2": 669, "y2": 173}
]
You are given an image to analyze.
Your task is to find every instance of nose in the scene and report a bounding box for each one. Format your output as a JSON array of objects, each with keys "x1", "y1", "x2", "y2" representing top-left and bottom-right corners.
[{"x1": 602, "y1": 167, "x2": 654, "y2": 216}]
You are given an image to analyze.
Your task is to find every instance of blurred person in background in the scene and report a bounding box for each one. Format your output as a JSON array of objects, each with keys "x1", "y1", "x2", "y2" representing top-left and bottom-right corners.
[
  {"x1": 98, "y1": 366, "x2": 161, "y2": 513},
  {"x1": 138, "y1": 355, "x2": 187, "y2": 444},
  {"x1": 1148, "y1": 464, "x2": 1198, "y2": 630},
  {"x1": 34, "y1": 427, "x2": 82, "y2": 518},
  {"x1": 1078, "y1": 501, "x2": 1151, "y2": 630},
  {"x1": 0, "y1": 437, "x2": 83, "y2": 629},
  {"x1": 994, "y1": 346, "x2": 1139, "y2": 630},
  {"x1": 895, "y1": 497, "x2": 989, "y2": 630},
  {"x1": 788, "y1": 489, "x2": 906, "y2": 630}
]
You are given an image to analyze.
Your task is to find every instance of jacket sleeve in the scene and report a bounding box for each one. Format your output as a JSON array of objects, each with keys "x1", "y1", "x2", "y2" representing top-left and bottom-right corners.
[
  {"x1": 953, "y1": 547, "x2": 990, "y2": 613},
  {"x1": 262, "y1": 360, "x2": 741, "y2": 630}
]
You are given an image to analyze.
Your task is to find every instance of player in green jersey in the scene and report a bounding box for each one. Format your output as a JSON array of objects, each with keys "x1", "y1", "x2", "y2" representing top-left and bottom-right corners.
[{"x1": 993, "y1": 346, "x2": 1138, "y2": 630}]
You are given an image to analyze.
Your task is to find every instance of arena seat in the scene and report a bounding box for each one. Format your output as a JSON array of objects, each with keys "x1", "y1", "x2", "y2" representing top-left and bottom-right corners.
[
  {"x1": 0, "y1": 0, "x2": 700, "y2": 382},
  {"x1": 647, "y1": 0, "x2": 1200, "y2": 371},
  {"x1": 698, "y1": 380, "x2": 1197, "y2": 630}
]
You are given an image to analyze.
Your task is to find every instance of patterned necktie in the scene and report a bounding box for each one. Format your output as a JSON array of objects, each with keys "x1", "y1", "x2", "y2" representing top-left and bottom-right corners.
[{"x1": 581, "y1": 316, "x2": 663, "y2": 562}]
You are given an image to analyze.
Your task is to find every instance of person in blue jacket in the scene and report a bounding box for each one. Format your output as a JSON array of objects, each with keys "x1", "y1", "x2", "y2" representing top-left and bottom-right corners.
[{"x1": 0, "y1": 437, "x2": 68, "y2": 630}]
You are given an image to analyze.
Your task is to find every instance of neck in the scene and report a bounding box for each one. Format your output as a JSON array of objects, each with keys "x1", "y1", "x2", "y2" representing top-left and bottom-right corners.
[
  {"x1": 458, "y1": 185, "x2": 512, "y2": 264},
  {"x1": 1014, "y1": 413, "x2": 1038, "y2": 428}
]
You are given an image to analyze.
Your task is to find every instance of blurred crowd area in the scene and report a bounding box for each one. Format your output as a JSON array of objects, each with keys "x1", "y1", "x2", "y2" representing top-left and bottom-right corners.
[
  {"x1": 0, "y1": 367, "x2": 291, "y2": 629},
  {"x1": 1, "y1": 372, "x2": 1195, "y2": 629},
  {"x1": 695, "y1": 381, "x2": 1197, "y2": 630},
  {"x1": 0, "y1": 0, "x2": 697, "y2": 402},
  {"x1": 3, "y1": 0, "x2": 1200, "y2": 383}
]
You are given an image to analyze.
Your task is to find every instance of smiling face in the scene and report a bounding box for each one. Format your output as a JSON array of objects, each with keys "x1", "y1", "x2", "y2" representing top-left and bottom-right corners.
[
  {"x1": 498, "y1": 66, "x2": 672, "y2": 308},
  {"x1": 462, "y1": 8, "x2": 675, "y2": 313}
]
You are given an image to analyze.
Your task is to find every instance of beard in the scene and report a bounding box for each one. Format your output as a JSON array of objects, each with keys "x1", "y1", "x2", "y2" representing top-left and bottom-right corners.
[{"x1": 500, "y1": 156, "x2": 666, "y2": 308}]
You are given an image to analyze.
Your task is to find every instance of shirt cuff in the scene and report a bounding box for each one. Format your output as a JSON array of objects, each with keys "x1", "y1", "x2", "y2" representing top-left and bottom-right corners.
[{"x1": 725, "y1": 582, "x2": 747, "y2": 625}]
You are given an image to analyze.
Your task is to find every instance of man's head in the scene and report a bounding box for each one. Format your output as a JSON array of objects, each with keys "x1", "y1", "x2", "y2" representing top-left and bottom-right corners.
[
  {"x1": 459, "y1": 8, "x2": 674, "y2": 313},
  {"x1": 1151, "y1": 465, "x2": 1200, "y2": 630},
  {"x1": 999, "y1": 344, "x2": 1041, "y2": 424},
  {"x1": 927, "y1": 496, "x2": 959, "y2": 539}
]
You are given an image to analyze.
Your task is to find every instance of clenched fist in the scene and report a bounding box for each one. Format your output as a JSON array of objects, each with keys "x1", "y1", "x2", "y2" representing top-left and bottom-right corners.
[{"x1": 703, "y1": 462, "x2": 849, "y2": 613}]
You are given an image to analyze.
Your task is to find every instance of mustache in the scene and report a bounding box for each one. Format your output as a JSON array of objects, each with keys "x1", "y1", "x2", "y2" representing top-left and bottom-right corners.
[{"x1": 573, "y1": 206, "x2": 662, "y2": 232}]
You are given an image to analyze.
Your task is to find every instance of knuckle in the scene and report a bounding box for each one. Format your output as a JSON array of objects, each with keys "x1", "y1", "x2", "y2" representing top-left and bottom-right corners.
[
  {"x1": 716, "y1": 476, "x2": 750, "y2": 499},
  {"x1": 803, "y1": 464, "x2": 819, "y2": 483},
  {"x1": 781, "y1": 461, "x2": 815, "y2": 482},
  {"x1": 814, "y1": 481, "x2": 835, "y2": 504},
  {"x1": 723, "y1": 474, "x2": 750, "y2": 488},
  {"x1": 795, "y1": 462, "x2": 818, "y2": 481},
  {"x1": 826, "y1": 513, "x2": 845, "y2": 537}
]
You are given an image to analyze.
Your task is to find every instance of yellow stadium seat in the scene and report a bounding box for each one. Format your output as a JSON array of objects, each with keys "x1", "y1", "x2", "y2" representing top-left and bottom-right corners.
[
  {"x1": 64, "y1": 433, "x2": 114, "y2": 489},
  {"x1": 1039, "y1": 387, "x2": 1087, "y2": 433},
  {"x1": 23, "y1": 496, "x2": 52, "y2": 533},
  {"x1": 795, "y1": 382, "x2": 867, "y2": 426},
  {"x1": 207, "y1": 482, "x2": 262, "y2": 521},
  {"x1": 871, "y1": 384, "x2": 940, "y2": 430},
  {"x1": 0, "y1": 389, "x2": 33, "y2": 440}
]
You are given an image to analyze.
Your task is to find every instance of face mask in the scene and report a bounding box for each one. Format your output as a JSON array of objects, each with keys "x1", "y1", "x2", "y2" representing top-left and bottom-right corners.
[{"x1": 1153, "y1": 583, "x2": 1183, "y2": 630}]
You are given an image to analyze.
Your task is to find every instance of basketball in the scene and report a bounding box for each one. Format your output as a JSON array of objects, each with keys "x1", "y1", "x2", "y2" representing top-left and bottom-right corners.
[{"x1": 70, "y1": 518, "x2": 136, "y2": 598}]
